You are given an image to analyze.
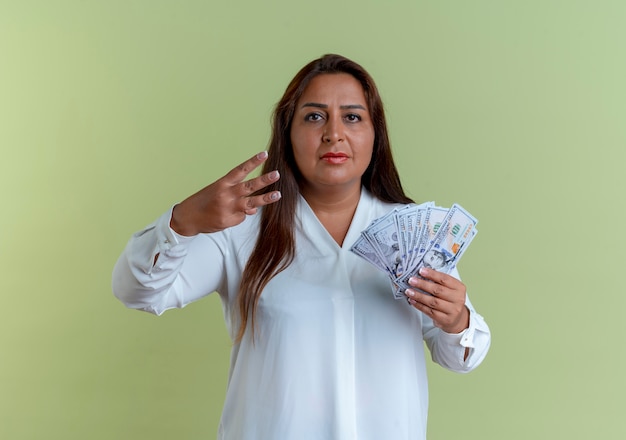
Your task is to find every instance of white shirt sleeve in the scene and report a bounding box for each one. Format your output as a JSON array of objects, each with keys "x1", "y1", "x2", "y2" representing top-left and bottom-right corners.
[
  {"x1": 423, "y1": 301, "x2": 491, "y2": 373},
  {"x1": 421, "y1": 268, "x2": 491, "y2": 373},
  {"x1": 111, "y1": 207, "x2": 226, "y2": 315}
]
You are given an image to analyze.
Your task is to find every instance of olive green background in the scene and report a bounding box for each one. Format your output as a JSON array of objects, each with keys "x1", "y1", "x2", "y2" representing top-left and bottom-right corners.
[{"x1": 2, "y1": 1, "x2": 625, "y2": 439}]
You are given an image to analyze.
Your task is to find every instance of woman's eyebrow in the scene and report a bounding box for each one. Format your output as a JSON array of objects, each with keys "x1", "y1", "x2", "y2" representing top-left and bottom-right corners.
[{"x1": 301, "y1": 102, "x2": 367, "y2": 110}]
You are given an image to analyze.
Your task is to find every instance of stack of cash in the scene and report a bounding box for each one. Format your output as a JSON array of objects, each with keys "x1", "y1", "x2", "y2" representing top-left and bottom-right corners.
[{"x1": 350, "y1": 202, "x2": 478, "y2": 299}]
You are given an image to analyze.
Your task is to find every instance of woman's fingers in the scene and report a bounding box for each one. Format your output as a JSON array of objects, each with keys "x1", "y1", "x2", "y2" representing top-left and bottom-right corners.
[
  {"x1": 223, "y1": 151, "x2": 270, "y2": 186},
  {"x1": 171, "y1": 151, "x2": 281, "y2": 235},
  {"x1": 242, "y1": 190, "x2": 282, "y2": 214},
  {"x1": 221, "y1": 151, "x2": 280, "y2": 203},
  {"x1": 404, "y1": 267, "x2": 469, "y2": 333},
  {"x1": 237, "y1": 170, "x2": 281, "y2": 198},
  {"x1": 416, "y1": 267, "x2": 464, "y2": 292}
]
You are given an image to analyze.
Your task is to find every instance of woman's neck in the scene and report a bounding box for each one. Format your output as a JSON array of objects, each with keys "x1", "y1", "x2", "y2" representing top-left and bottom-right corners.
[{"x1": 300, "y1": 184, "x2": 362, "y2": 246}]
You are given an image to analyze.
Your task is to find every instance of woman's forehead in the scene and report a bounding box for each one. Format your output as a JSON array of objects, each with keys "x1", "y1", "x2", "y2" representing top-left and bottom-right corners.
[{"x1": 297, "y1": 73, "x2": 367, "y2": 107}]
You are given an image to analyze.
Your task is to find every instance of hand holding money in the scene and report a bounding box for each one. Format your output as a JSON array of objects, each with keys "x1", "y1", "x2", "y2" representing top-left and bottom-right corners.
[
  {"x1": 405, "y1": 267, "x2": 469, "y2": 334},
  {"x1": 350, "y1": 202, "x2": 478, "y2": 301},
  {"x1": 350, "y1": 202, "x2": 477, "y2": 332}
]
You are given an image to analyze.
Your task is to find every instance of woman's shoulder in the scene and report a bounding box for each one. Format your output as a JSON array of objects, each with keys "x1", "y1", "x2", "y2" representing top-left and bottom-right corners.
[{"x1": 361, "y1": 188, "x2": 407, "y2": 214}]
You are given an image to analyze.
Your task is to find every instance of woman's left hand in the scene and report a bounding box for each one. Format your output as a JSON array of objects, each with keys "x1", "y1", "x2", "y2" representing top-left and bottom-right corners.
[{"x1": 405, "y1": 267, "x2": 469, "y2": 334}]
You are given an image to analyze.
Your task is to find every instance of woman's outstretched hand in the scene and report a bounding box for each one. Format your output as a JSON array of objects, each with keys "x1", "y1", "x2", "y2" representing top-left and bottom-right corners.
[{"x1": 170, "y1": 151, "x2": 281, "y2": 236}]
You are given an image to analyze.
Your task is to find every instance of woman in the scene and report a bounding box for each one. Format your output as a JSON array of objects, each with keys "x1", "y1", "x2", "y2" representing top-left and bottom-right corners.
[{"x1": 112, "y1": 54, "x2": 490, "y2": 440}]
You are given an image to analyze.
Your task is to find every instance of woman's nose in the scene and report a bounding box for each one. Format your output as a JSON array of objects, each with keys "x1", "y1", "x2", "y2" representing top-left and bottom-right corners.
[{"x1": 323, "y1": 116, "x2": 344, "y2": 143}]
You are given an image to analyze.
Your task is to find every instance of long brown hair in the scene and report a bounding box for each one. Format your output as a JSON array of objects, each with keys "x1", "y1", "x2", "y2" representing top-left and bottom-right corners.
[{"x1": 236, "y1": 54, "x2": 414, "y2": 342}]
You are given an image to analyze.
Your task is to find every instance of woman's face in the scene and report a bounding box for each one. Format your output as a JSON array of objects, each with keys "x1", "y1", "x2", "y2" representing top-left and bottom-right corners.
[{"x1": 290, "y1": 73, "x2": 375, "y2": 195}]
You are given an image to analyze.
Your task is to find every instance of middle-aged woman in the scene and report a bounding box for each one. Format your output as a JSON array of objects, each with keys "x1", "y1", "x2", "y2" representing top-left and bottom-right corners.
[{"x1": 112, "y1": 53, "x2": 491, "y2": 440}]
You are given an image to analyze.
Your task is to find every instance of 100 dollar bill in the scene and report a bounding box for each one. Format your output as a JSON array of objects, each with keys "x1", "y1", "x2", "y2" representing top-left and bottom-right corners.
[{"x1": 394, "y1": 203, "x2": 478, "y2": 292}]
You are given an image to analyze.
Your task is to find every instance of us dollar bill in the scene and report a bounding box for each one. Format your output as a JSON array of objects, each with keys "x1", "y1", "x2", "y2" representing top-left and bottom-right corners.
[
  {"x1": 403, "y1": 205, "x2": 445, "y2": 274},
  {"x1": 361, "y1": 208, "x2": 405, "y2": 278},
  {"x1": 350, "y1": 202, "x2": 478, "y2": 300},
  {"x1": 350, "y1": 234, "x2": 392, "y2": 276},
  {"x1": 394, "y1": 203, "x2": 478, "y2": 292}
]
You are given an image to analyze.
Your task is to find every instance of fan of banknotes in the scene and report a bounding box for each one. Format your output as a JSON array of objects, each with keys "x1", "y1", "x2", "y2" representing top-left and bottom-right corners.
[{"x1": 350, "y1": 202, "x2": 478, "y2": 299}]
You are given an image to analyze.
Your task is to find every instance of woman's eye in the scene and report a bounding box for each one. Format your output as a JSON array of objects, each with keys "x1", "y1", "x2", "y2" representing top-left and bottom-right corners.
[
  {"x1": 305, "y1": 113, "x2": 323, "y2": 122},
  {"x1": 345, "y1": 113, "x2": 362, "y2": 122}
]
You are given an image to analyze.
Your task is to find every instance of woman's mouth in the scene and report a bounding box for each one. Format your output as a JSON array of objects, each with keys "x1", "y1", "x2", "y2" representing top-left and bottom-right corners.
[{"x1": 321, "y1": 152, "x2": 349, "y2": 164}]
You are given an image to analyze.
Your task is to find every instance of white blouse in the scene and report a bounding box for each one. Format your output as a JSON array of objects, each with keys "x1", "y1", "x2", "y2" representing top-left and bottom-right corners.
[{"x1": 112, "y1": 189, "x2": 491, "y2": 440}]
